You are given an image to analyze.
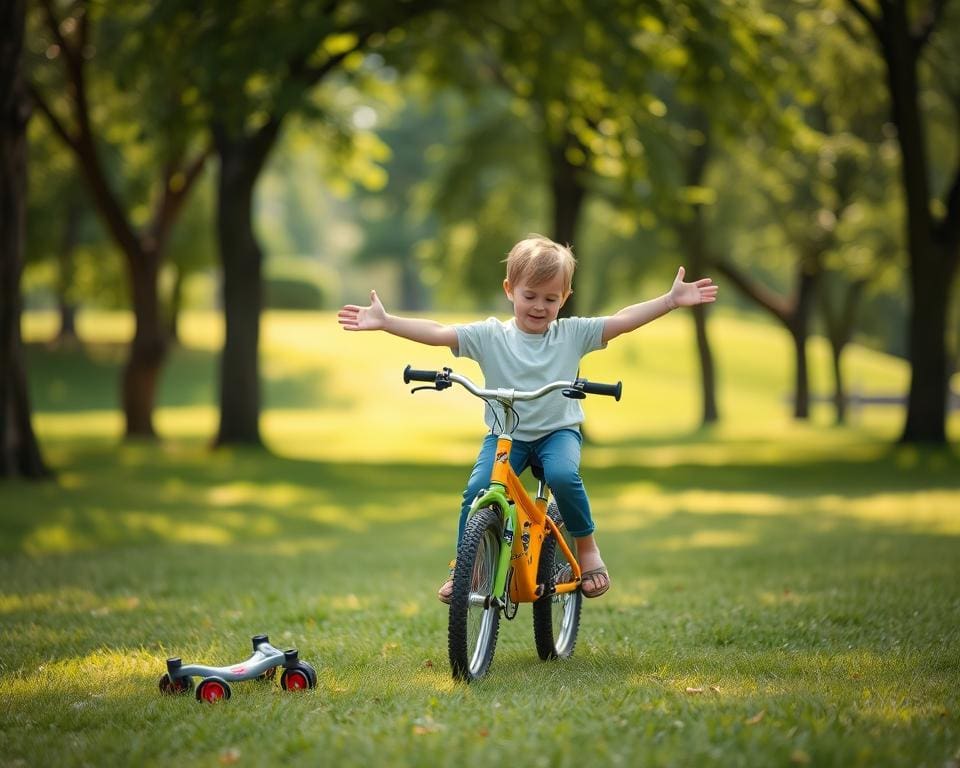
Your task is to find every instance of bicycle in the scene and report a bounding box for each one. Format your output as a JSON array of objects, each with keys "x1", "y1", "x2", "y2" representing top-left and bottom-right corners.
[{"x1": 403, "y1": 364, "x2": 622, "y2": 682}]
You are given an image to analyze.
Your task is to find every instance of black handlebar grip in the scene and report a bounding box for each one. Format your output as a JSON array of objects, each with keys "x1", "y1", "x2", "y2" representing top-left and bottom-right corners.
[
  {"x1": 404, "y1": 365, "x2": 438, "y2": 384},
  {"x1": 581, "y1": 380, "x2": 623, "y2": 401}
]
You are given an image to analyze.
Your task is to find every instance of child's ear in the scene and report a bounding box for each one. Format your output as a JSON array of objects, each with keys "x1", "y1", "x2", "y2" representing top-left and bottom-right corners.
[
  {"x1": 503, "y1": 279, "x2": 513, "y2": 300},
  {"x1": 560, "y1": 289, "x2": 573, "y2": 307}
]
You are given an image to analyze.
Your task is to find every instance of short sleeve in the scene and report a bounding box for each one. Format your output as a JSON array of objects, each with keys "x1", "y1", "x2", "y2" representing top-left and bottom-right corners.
[
  {"x1": 454, "y1": 318, "x2": 498, "y2": 361},
  {"x1": 563, "y1": 316, "x2": 606, "y2": 355}
]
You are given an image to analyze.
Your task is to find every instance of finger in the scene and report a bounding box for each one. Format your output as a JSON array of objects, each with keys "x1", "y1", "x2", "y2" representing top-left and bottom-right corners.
[{"x1": 676, "y1": 266, "x2": 686, "y2": 282}]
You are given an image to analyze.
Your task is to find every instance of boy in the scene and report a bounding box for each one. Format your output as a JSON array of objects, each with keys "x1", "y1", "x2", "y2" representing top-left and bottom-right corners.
[{"x1": 338, "y1": 234, "x2": 717, "y2": 601}]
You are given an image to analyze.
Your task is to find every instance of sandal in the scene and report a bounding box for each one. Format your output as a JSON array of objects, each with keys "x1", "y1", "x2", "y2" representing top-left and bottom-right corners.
[
  {"x1": 437, "y1": 560, "x2": 455, "y2": 604},
  {"x1": 580, "y1": 566, "x2": 611, "y2": 598}
]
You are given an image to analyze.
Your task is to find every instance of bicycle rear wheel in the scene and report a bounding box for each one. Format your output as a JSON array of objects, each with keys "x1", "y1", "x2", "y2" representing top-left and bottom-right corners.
[
  {"x1": 448, "y1": 505, "x2": 502, "y2": 681},
  {"x1": 533, "y1": 500, "x2": 582, "y2": 660}
]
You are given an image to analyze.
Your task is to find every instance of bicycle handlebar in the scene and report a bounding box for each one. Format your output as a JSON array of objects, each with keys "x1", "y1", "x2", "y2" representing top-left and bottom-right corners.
[
  {"x1": 403, "y1": 366, "x2": 438, "y2": 384},
  {"x1": 578, "y1": 380, "x2": 623, "y2": 400},
  {"x1": 403, "y1": 365, "x2": 622, "y2": 402}
]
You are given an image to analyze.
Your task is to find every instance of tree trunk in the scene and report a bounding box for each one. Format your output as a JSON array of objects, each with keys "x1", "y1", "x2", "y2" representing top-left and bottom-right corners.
[
  {"x1": 548, "y1": 133, "x2": 587, "y2": 318},
  {"x1": 877, "y1": 3, "x2": 951, "y2": 443},
  {"x1": 55, "y1": 200, "x2": 81, "y2": 345},
  {"x1": 213, "y1": 121, "x2": 280, "y2": 447},
  {"x1": 679, "y1": 114, "x2": 719, "y2": 424},
  {"x1": 167, "y1": 261, "x2": 183, "y2": 345},
  {"x1": 692, "y1": 305, "x2": 718, "y2": 424},
  {"x1": 1, "y1": 0, "x2": 49, "y2": 478},
  {"x1": 122, "y1": 252, "x2": 166, "y2": 438},
  {"x1": 821, "y1": 278, "x2": 867, "y2": 426},
  {"x1": 789, "y1": 265, "x2": 819, "y2": 420}
]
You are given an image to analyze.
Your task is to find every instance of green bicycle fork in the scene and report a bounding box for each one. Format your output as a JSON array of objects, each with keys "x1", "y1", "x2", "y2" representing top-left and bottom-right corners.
[{"x1": 469, "y1": 483, "x2": 516, "y2": 603}]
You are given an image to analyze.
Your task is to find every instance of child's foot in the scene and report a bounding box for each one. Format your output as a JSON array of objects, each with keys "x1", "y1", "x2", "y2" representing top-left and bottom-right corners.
[
  {"x1": 580, "y1": 566, "x2": 611, "y2": 598},
  {"x1": 574, "y1": 534, "x2": 610, "y2": 598},
  {"x1": 437, "y1": 577, "x2": 453, "y2": 604},
  {"x1": 437, "y1": 560, "x2": 455, "y2": 604}
]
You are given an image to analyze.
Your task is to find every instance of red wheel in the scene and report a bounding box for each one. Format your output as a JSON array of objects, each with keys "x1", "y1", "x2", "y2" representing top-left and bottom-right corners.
[
  {"x1": 158, "y1": 673, "x2": 192, "y2": 695},
  {"x1": 196, "y1": 677, "x2": 231, "y2": 703},
  {"x1": 280, "y1": 667, "x2": 311, "y2": 691}
]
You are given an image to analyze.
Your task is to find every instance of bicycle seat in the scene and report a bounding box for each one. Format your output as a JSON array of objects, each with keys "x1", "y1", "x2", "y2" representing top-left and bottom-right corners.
[{"x1": 529, "y1": 460, "x2": 545, "y2": 482}]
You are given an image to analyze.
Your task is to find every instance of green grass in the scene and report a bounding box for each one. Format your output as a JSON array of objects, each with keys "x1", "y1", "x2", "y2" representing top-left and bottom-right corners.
[{"x1": 3, "y1": 309, "x2": 959, "y2": 767}]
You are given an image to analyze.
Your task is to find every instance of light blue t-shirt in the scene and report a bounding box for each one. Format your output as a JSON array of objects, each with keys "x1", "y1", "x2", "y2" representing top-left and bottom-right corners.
[{"x1": 454, "y1": 316, "x2": 606, "y2": 441}]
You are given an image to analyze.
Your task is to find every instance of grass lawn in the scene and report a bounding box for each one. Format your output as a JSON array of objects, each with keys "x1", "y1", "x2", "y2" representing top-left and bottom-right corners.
[{"x1": 3, "y1": 309, "x2": 959, "y2": 767}]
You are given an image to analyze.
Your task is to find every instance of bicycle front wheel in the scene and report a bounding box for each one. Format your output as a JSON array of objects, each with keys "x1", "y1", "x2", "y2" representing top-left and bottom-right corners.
[
  {"x1": 448, "y1": 505, "x2": 502, "y2": 681},
  {"x1": 533, "y1": 500, "x2": 582, "y2": 660}
]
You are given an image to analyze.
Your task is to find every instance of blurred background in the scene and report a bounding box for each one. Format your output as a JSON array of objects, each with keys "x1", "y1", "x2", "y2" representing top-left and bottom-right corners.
[{"x1": 4, "y1": 0, "x2": 960, "y2": 470}]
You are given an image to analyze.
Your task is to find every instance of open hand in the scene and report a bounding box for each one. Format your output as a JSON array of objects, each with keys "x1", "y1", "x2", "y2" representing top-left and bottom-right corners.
[
  {"x1": 338, "y1": 289, "x2": 388, "y2": 331},
  {"x1": 669, "y1": 267, "x2": 718, "y2": 308}
]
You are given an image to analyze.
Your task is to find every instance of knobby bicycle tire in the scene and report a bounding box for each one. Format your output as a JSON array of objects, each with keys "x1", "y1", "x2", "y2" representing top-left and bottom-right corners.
[
  {"x1": 448, "y1": 505, "x2": 502, "y2": 681},
  {"x1": 533, "y1": 500, "x2": 582, "y2": 660}
]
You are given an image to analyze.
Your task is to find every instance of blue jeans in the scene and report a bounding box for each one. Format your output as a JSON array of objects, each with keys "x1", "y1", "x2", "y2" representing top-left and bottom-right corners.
[{"x1": 458, "y1": 428, "x2": 595, "y2": 543}]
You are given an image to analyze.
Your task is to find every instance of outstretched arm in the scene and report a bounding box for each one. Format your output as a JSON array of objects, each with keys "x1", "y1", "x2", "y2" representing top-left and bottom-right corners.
[
  {"x1": 338, "y1": 290, "x2": 459, "y2": 349},
  {"x1": 602, "y1": 267, "x2": 718, "y2": 344}
]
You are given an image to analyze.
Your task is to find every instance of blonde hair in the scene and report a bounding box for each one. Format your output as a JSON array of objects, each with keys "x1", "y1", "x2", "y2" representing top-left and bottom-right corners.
[{"x1": 504, "y1": 235, "x2": 577, "y2": 294}]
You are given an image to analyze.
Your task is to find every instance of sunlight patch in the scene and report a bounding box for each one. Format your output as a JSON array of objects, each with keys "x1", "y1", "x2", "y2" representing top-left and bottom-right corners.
[
  {"x1": 23, "y1": 524, "x2": 91, "y2": 555},
  {"x1": 207, "y1": 481, "x2": 307, "y2": 509},
  {"x1": 654, "y1": 529, "x2": 756, "y2": 551}
]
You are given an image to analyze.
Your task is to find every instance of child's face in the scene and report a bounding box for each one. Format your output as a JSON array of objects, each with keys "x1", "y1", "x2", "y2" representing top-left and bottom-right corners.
[{"x1": 503, "y1": 271, "x2": 569, "y2": 334}]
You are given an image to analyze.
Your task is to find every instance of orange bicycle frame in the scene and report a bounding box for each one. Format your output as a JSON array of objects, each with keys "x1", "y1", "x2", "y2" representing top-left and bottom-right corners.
[{"x1": 484, "y1": 434, "x2": 582, "y2": 604}]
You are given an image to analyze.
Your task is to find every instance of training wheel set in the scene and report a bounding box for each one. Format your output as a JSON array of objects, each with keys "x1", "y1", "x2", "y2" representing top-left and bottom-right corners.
[{"x1": 158, "y1": 634, "x2": 317, "y2": 703}]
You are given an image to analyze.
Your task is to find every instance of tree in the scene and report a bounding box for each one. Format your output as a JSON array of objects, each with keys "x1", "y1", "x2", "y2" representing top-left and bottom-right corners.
[
  {"x1": 28, "y1": 0, "x2": 210, "y2": 438},
  {"x1": 144, "y1": 0, "x2": 455, "y2": 446},
  {"x1": 25, "y1": 115, "x2": 105, "y2": 346},
  {"x1": 841, "y1": 0, "x2": 960, "y2": 444},
  {"x1": 1, "y1": 0, "x2": 48, "y2": 478},
  {"x1": 652, "y1": 3, "x2": 791, "y2": 425}
]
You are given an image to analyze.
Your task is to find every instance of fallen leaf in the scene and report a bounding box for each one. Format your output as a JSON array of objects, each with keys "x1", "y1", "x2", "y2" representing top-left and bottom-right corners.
[
  {"x1": 710, "y1": 685, "x2": 721, "y2": 694},
  {"x1": 745, "y1": 711, "x2": 766, "y2": 725},
  {"x1": 423, "y1": 659, "x2": 433, "y2": 668},
  {"x1": 218, "y1": 748, "x2": 241, "y2": 765}
]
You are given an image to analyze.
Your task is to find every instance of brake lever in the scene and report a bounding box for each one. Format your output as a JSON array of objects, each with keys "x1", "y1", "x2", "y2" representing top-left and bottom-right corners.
[{"x1": 410, "y1": 368, "x2": 453, "y2": 395}]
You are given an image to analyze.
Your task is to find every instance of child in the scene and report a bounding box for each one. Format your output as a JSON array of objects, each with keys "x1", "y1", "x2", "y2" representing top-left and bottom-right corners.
[{"x1": 338, "y1": 234, "x2": 717, "y2": 601}]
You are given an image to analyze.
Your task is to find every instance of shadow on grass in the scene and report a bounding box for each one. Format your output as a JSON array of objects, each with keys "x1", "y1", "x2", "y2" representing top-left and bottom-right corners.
[{"x1": 6, "y1": 442, "x2": 956, "y2": 562}]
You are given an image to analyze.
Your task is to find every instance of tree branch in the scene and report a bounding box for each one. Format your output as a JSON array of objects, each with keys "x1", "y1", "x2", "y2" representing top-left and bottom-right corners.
[
  {"x1": 844, "y1": 0, "x2": 882, "y2": 38},
  {"x1": 35, "y1": 0, "x2": 143, "y2": 264},
  {"x1": 149, "y1": 145, "x2": 213, "y2": 254},
  {"x1": 711, "y1": 257, "x2": 791, "y2": 324},
  {"x1": 26, "y1": 82, "x2": 78, "y2": 150}
]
